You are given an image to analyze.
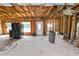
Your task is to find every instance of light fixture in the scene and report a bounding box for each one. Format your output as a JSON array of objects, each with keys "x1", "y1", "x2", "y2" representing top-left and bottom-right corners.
[{"x1": 63, "y1": 6, "x2": 74, "y2": 15}]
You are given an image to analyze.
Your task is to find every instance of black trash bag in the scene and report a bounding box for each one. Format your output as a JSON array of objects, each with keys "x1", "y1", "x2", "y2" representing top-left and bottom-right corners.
[{"x1": 49, "y1": 31, "x2": 56, "y2": 44}]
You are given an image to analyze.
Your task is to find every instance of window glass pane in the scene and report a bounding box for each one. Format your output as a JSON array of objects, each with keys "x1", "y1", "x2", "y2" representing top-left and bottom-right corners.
[
  {"x1": 0, "y1": 20, "x2": 2, "y2": 34},
  {"x1": 21, "y1": 22, "x2": 31, "y2": 32},
  {"x1": 6, "y1": 23, "x2": 12, "y2": 32},
  {"x1": 37, "y1": 23, "x2": 41, "y2": 31},
  {"x1": 77, "y1": 22, "x2": 79, "y2": 32},
  {"x1": 47, "y1": 23, "x2": 52, "y2": 31}
]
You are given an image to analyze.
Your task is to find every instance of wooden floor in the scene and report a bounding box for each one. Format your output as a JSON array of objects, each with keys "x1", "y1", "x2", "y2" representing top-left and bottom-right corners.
[{"x1": 0, "y1": 35, "x2": 79, "y2": 56}]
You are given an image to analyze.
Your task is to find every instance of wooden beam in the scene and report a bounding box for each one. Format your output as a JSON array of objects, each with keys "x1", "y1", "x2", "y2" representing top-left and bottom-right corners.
[
  {"x1": 10, "y1": 3, "x2": 28, "y2": 18},
  {"x1": 63, "y1": 15, "x2": 67, "y2": 33},
  {"x1": 16, "y1": 5, "x2": 29, "y2": 17},
  {"x1": 71, "y1": 13, "x2": 77, "y2": 44},
  {"x1": 28, "y1": 4, "x2": 35, "y2": 17},
  {"x1": 67, "y1": 15, "x2": 72, "y2": 40},
  {"x1": 0, "y1": 7, "x2": 13, "y2": 19},
  {"x1": 45, "y1": 6, "x2": 54, "y2": 18},
  {"x1": 73, "y1": 13, "x2": 77, "y2": 39},
  {"x1": 12, "y1": 6, "x2": 25, "y2": 18},
  {"x1": 47, "y1": 6, "x2": 58, "y2": 19},
  {"x1": 1, "y1": 19, "x2": 7, "y2": 34},
  {"x1": 47, "y1": 4, "x2": 67, "y2": 20},
  {"x1": 0, "y1": 12, "x2": 14, "y2": 19},
  {"x1": 72, "y1": 3, "x2": 79, "y2": 9},
  {"x1": 39, "y1": 5, "x2": 43, "y2": 18},
  {"x1": 11, "y1": 6, "x2": 25, "y2": 18},
  {"x1": 31, "y1": 19, "x2": 36, "y2": 35},
  {"x1": 20, "y1": 6, "x2": 31, "y2": 17}
]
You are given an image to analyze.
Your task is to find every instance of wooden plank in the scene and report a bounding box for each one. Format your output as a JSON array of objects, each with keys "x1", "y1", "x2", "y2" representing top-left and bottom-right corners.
[
  {"x1": 45, "y1": 6, "x2": 54, "y2": 18},
  {"x1": 28, "y1": 4, "x2": 35, "y2": 17},
  {"x1": 0, "y1": 7, "x2": 13, "y2": 19},
  {"x1": 47, "y1": 4, "x2": 67, "y2": 20},
  {"x1": 1, "y1": 19, "x2": 7, "y2": 34},
  {"x1": 67, "y1": 15, "x2": 72, "y2": 40}
]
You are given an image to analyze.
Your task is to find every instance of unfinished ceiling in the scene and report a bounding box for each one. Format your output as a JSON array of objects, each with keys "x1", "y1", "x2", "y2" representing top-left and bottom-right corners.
[
  {"x1": 0, "y1": 3, "x2": 74, "y2": 6},
  {"x1": 0, "y1": 3, "x2": 78, "y2": 20}
]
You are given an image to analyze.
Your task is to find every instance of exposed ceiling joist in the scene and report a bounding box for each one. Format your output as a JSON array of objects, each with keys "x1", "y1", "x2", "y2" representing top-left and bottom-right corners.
[
  {"x1": 0, "y1": 7, "x2": 13, "y2": 19},
  {"x1": 14, "y1": 3, "x2": 30, "y2": 17},
  {"x1": 72, "y1": 3, "x2": 79, "y2": 9},
  {"x1": 47, "y1": 4, "x2": 67, "y2": 20},
  {"x1": 28, "y1": 4, "x2": 36, "y2": 17},
  {"x1": 45, "y1": 6, "x2": 54, "y2": 18},
  {"x1": 39, "y1": 5, "x2": 43, "y2": 17},
  {"x1": 13, "y1": 6, "x2": 26, "y2": 18}
]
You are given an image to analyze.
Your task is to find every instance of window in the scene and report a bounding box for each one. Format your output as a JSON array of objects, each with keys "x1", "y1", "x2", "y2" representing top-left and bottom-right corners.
[
  {"x1": 21, "y1": 22, "x2": 31, "y2": 32},
  {"x1": 6, "y1": 22, "x2": 12, "y2": 32},
  {"x1": 47, "y1": 23, "x2": 53, "y2": 34},
  {"x1": 47, "y1": 23, "x2": 53, "y2": 31},
  {"x1": 77, "y1": 22, "x2": 79, "y2": 32},
  {"x1": 47, "y1": 22, "x2": 54, "y2": 31},
  {"x1": 0, "y1": 20, "x2": 2, "y2": 34}
]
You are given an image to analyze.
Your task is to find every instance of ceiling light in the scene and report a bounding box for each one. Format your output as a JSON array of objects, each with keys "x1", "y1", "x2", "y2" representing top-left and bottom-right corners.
[{"x1": 63, "y1": 6, "x2": 74, "y2": 15}]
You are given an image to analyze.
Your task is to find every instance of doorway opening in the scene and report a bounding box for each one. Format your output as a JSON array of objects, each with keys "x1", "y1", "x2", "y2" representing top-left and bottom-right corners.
[{"x1": 36, "y1": 21, "x2": 43, "y2": 35}]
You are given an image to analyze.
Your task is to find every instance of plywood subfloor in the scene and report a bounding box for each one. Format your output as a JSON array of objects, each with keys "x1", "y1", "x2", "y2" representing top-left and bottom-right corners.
[{"x1": 0, "y1": 35, "x2": 79, "y2": 56}]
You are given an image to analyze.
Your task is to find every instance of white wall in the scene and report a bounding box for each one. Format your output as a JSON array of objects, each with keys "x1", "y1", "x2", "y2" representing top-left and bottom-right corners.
[{"x1": 0, "y1": 20, "x2": 2, "y2": 34}]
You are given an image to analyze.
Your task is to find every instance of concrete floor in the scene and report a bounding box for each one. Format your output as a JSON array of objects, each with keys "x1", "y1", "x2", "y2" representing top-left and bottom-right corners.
[{"x1": 0, "y1": 35, "x2": 79, "y2": 56}]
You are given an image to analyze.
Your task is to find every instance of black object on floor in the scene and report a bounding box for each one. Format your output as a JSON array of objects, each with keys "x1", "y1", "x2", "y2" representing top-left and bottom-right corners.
[
  {"x1": 59, "y1": 32, "x2": 63, "y2": 35},
  {"x1": 49, "y1": 31, "x2": 56, "y2": 43},
  {"x1": 10, "y1": 23, "x2": 21, "y2": 39},
  {"x1": 63, "y1": 33, "x2": 67, "y2": 40},
  {"x1": 9, "y1": 30, "x2": 12, "y2": 37},
  {"x1": 32, "y1": 33, "x2": 36, "y2": 36}
]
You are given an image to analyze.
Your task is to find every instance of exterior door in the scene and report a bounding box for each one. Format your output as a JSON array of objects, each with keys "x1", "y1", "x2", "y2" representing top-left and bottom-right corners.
[{"x1": 36, "y1": 21, "x2": 43, "y2": 35}]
